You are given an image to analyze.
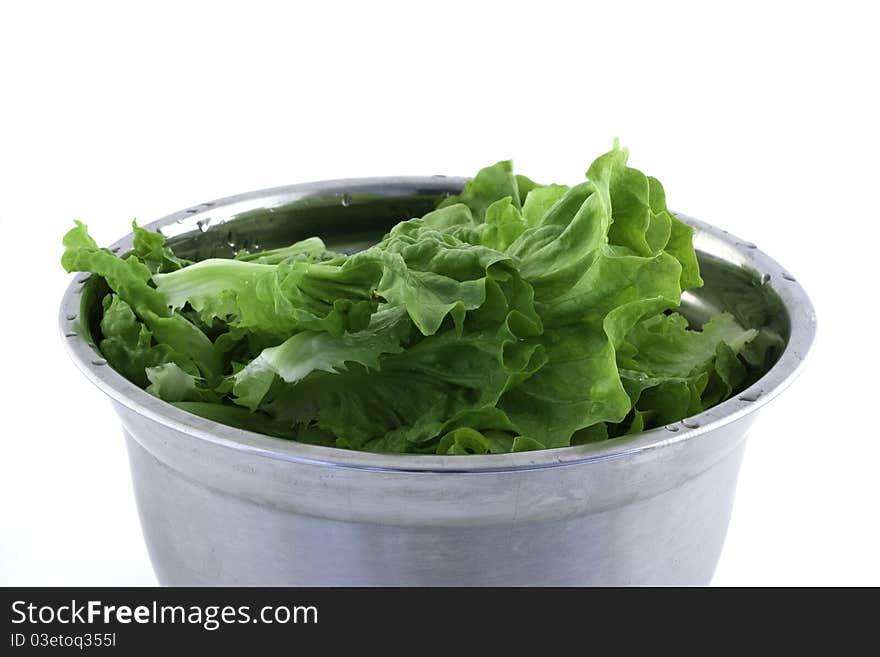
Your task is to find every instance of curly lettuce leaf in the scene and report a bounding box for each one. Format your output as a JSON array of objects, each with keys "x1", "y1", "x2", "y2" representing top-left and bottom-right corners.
[
  {"x1": 232, "y1": 307, "x2": 412, "y2": 410},
  {"x1": 235, "y1": 236, "x2": 329, "y2": 264},
  {"x1": 373, "y1": 221, "x2": 516, "y2": 335},
  {"x1": 153, "y1": 253, "x2": 381, "y2": 338},
  {"x1": 438, "y1": 160, "x2": 521, "y2": 220},
  {"x1": 131, "y1": 222, "x2": 192, "y2": 274},
  {"x1": 61, "y1": 143, "x2": 769, "y2": 454},
  {"x1": 98, "y1": 295, "x2": 193, "y2": 387},
  {"x1": 146, "y1": 362, "x2": 217, "y2": 403}
]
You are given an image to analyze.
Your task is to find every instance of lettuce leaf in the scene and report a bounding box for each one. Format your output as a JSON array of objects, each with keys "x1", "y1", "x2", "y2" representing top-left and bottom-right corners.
[{"x1": 61, "y1": 143, "x2": 764, "y2": 454}]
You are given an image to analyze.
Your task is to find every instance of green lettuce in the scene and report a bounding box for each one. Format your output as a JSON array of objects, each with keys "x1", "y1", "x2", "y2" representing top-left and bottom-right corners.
[{"x1": 61, "y1": 144, "x2": 765, "y2": 454}]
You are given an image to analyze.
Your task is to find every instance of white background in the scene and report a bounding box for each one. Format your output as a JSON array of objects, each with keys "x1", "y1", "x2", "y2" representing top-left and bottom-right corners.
[{"x1": 1, "y1": 1, "x2": 877, "y2": 586}]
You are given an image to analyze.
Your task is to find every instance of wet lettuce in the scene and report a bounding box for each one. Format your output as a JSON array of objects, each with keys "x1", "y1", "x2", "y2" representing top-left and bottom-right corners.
[{"x1": 62, "y1": 144, "x2": 764, "y2": 454}]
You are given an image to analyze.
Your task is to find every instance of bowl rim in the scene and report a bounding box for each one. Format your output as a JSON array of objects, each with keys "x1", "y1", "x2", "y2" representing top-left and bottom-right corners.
[{"x1": 59, "y1": 176, "x2": 817, "y2": 473}]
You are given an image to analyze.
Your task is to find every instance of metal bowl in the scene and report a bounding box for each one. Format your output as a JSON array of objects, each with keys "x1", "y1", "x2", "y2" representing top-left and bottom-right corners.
[{"x1": 60, "y1": 177, "x2": 816, "y2": 585}]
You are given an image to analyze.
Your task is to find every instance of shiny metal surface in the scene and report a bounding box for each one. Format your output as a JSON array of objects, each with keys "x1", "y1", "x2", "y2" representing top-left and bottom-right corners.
[{"x1": 60, "y1": 177, "x2": 817, "y2": 585}]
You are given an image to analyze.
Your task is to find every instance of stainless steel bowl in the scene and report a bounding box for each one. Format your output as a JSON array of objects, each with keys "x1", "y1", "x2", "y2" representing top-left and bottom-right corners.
[{"x1": 60, "y1": 177, "x2": 816, "y2": 585}]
